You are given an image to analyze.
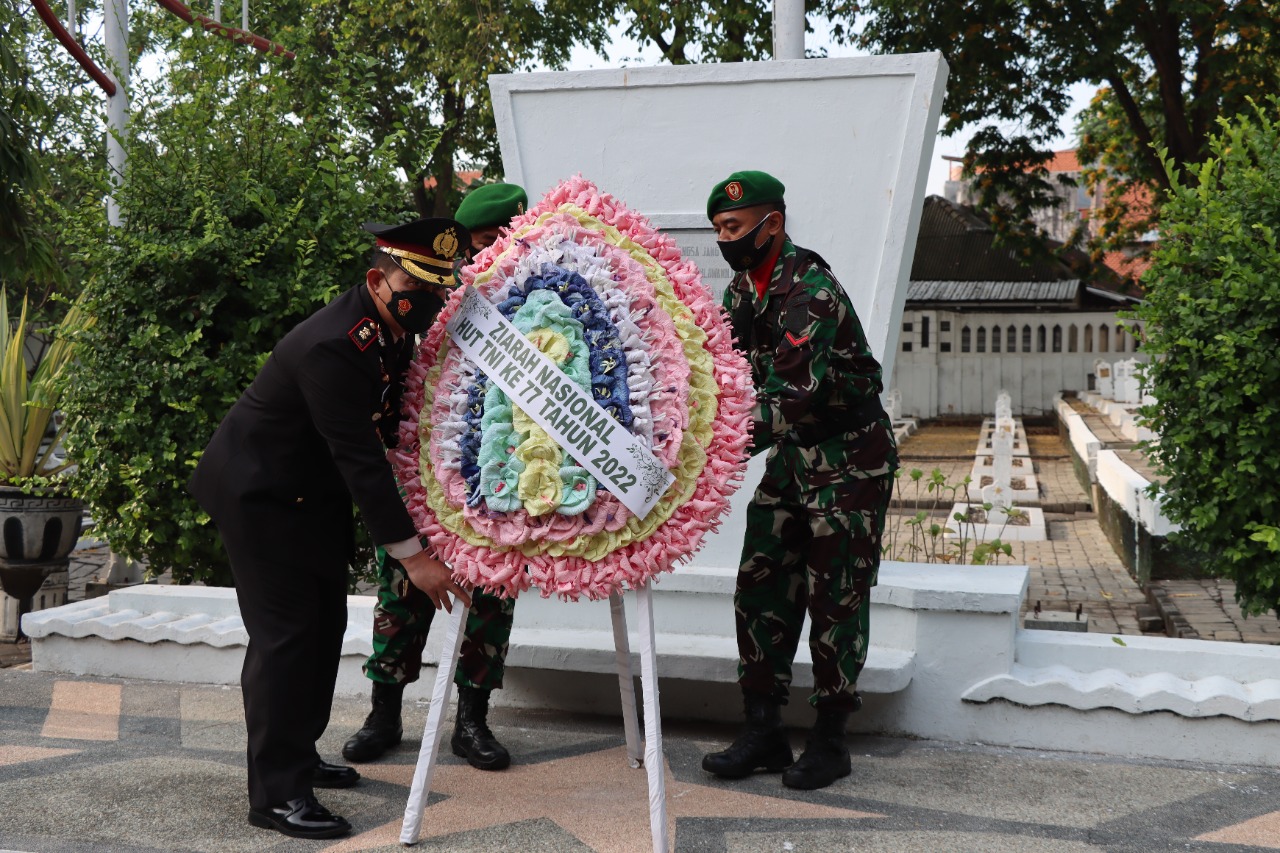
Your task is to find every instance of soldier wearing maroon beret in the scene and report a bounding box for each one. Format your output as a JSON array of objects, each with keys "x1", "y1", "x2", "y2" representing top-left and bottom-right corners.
[{"x1": 190, "y1": 217, "x2": 472, "y2": 840}]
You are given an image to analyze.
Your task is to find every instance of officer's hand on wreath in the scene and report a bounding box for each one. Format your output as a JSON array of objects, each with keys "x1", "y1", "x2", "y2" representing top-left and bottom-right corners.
[{"x1": 401, "y1": 550, "x2": 472, "y2": 612}]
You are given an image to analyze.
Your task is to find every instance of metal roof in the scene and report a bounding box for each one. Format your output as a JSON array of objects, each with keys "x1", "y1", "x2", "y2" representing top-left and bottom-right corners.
[
  {"x1": 907, "y1": 280, "x2": 1081, "y2": 303},
  {"x1": 910, "y1": 196, "x2": 1080, "y2": 283}
]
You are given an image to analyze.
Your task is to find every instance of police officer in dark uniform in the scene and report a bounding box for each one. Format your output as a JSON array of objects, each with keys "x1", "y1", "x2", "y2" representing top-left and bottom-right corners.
[
  {"x1": 699, "y1": 171, "x2": 898, "y2": 791},
  {"x1": 189, "y1": 217, "x2": 473, "y2": 840}
]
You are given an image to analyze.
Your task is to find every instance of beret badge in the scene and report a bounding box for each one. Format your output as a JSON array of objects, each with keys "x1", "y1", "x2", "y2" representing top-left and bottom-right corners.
[{"x1": 725, "y1": 181, "x2": 743, "y2": 201}]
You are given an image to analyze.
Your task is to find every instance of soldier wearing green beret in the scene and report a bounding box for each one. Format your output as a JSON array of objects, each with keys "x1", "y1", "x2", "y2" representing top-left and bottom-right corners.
[
  {"x1": 455, "y1": 182, "x2": 528, "y2": 260},
  {"x1": 700, "y1": 170, "x2": 898, "y2": 791},
  {"x1": 343, "y1": 183, "x2": 528, "y2": 774}
]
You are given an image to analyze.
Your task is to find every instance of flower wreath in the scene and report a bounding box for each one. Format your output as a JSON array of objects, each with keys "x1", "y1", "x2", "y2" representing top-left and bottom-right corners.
[{"x1": 391, "y1": 177, "x2": 754, "y2": 600}]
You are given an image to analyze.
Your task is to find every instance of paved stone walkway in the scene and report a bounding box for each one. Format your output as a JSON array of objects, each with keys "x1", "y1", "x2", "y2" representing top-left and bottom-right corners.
[
  {"x1": 5, "y1": 669, "x2": 1280, "y2": 852},
  {"x1": 1149, "y1": 577, "x2": 1280, "y2": 645}
]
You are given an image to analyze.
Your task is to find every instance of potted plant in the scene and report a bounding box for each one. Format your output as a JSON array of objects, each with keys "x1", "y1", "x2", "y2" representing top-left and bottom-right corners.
[{"x1": 0, "y1": 287, "x2": 93, "y2": 607}]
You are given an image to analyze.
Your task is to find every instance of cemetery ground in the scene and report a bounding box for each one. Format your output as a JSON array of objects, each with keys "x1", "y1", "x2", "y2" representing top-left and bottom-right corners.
[{"x1": 889, "y1": 419, "x2": 1280, "y2": 645}]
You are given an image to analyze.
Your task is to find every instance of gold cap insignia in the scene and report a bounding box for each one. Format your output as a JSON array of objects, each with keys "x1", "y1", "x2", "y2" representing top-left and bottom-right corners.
[{"x1": 433, "y1": 228, "x2": 460, "y2": 259}]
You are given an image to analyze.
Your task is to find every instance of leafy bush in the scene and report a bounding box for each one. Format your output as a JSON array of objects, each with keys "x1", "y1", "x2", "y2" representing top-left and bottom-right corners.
[
  {"x1": 61, "y1": 38, "x2": 412, "y2": 586},
  {"x1": 1134, "y1": 98, "x2": 1280, "y2": 616},
  {"x1": 0, "y1": 288, "x2": 93, "y2": 490}
]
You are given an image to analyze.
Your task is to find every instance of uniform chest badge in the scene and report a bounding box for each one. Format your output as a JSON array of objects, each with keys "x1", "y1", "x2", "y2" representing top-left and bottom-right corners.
[{"x1": 349, "y1": 317, "x2": 378, "y2": 351}]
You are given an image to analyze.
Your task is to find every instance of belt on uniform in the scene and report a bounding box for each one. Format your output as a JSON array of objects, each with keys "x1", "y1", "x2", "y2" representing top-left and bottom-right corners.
[{"x1": 788, "y1": 398, "x2": 887, "y2": 447}]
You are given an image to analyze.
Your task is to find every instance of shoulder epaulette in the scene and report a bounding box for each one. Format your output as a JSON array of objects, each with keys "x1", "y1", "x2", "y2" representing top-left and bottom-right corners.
[{"x1": 348, "y1": 317, "x2": 378, "y2": 351}]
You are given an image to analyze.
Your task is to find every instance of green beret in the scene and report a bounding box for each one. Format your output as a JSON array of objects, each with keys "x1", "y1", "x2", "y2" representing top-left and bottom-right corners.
[
  {"x1": 707, "y1": 170, "x2": 785, "y2": 220},
  {"x1": 455, "y1": 183, "x2": 528, "y2": 230}
]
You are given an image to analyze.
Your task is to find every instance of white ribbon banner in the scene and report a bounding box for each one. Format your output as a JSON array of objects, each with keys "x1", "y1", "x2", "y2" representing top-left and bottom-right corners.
[{"x1": 445, "y1": 286, "x2": 675, "y2": 519}]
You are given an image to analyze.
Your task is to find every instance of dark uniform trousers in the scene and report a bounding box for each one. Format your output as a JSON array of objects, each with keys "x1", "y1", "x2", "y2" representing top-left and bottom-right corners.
[
  {"x1": 218, "y1": 496, "x2": 353, "y2": 808},
  {"x1": 190, "y1": 284, "x2": 418, "y2": 809},
  {"x1": 365, "y1": 551, "x2": 514, "y2": 689},
  {"x1": 735, "y1": 439, "x2": 894, "y2": 710}
]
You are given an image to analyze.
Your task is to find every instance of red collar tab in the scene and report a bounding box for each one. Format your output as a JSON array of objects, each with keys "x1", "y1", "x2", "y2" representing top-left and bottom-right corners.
[{"x1": 348, "y1": 317, "x2": 378, "y2": 351}]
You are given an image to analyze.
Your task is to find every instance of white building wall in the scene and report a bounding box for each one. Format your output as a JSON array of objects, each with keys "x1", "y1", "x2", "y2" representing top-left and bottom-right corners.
[{"x1": 890, "y1": 309, "x2": 1147, "y2": 417}]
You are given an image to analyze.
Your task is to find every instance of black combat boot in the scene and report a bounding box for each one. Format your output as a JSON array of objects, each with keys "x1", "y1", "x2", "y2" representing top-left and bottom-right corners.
[
  {"x1": 701, "y1": 692, "x2": 793, "y2": 779},
  {"x1": 450, "y1": 686, "x2": 511, "y2": 771},
  {"x1": 781, "y1": 707, "x2": 851, "y2": 790},
  {"x1": 342, "y1": 682, "x2": 404, "y2": 763}
]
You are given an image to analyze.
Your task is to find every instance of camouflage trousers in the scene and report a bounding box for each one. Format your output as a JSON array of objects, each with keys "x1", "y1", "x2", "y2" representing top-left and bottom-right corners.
[
  {"x1": 363, "y1": 553, "x2": 515, "y2": 691},
  {"x1": 735, "y1": 443, "x2": 894, "y2": 710}
]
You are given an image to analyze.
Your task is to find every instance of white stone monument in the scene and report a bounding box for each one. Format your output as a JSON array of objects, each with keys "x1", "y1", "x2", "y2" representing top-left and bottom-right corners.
[{"x1": 491, "y1": 52, "x2": 947, "y2": 564}]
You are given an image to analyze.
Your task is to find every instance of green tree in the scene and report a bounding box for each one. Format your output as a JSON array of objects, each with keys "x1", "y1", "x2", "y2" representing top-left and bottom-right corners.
[
  {"x1": 3, "y1": 0, "x2": 111, "y2": 316},
  {"x1": 266, "y1": 0, "x2": 610, "y2": 217},
  {"x1": 822, "y1": 0, "x2": 1280, "y2": 262},
  {"x1": 617, "y1": 1, "x2": 772, "y2": 64},
  {"x1": 1135, "y1": 98, "x2": 1280, "y2": 616},
  {"x1": 61, "y1": 32, "x2": 411, "y2": 585},
  {"x1": 0, "y1": 0, "x2": 67, "y2": 302}
]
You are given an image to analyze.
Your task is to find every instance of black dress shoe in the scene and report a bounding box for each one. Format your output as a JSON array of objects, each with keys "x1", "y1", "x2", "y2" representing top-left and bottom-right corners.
[
  {"x1": 312, "y1": 760, "x2": 360, "y2": 789},
  {"x1": 248, "y1": 795, "x2": 351, "y2": 839}
]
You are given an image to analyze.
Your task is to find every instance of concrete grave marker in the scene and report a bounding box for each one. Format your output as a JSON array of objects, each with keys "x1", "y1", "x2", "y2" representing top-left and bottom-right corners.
[
  {"x1": 884, "y1": 388, "x2": 902, "y2": 422},
  {"x1": 1095, "y1": 359, "x2": 1114, "y2": 398},
  {"x1": 995, "y1": 391, "x2": 1013, "y2": 421},
  {"x1": 1116, "y1": 359, "x2": 1141, "y2": 404},
  {"x1": 980, "y1": 422, "x2": 1016, "y2": 512}
]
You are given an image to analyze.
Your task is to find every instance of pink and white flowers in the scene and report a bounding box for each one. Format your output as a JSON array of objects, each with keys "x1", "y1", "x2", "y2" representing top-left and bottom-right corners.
[{"x1": 391, "y1": 177, "x2": 754, "y2": 600}]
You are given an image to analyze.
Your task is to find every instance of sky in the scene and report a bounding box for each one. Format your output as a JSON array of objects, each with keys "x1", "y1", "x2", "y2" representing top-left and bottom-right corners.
[{"x1": 553, "y1": 19, "x2": 1099, "y2": 198}]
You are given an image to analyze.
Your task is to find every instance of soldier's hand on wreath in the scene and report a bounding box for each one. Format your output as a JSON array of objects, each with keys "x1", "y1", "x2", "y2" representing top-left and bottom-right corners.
[{"x1": 401, "y1": 550, "x2": 472, "y2": 612}]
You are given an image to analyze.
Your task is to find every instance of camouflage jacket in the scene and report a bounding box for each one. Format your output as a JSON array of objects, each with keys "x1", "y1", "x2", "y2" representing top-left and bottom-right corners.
[{"x1": 723, "y1": 238, "x2": 897, "y2": 478}]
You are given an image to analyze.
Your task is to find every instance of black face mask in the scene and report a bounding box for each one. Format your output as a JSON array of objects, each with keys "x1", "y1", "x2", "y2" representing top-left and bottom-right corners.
[
  {"x1": 383, "y1": 283, "x2": 445, "y2": 336},
  {"x1": 717, "y1": 213, "x2": 778, "y2": 273}
]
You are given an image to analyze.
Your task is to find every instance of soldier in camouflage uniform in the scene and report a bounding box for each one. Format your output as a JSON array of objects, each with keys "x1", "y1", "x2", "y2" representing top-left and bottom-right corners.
[
  {"x1": 700, "y1": 171, "x2": 898, "y2": 791},
  {"x1": 343, "y1": 184, "x2": 529, "y2": 772}
]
